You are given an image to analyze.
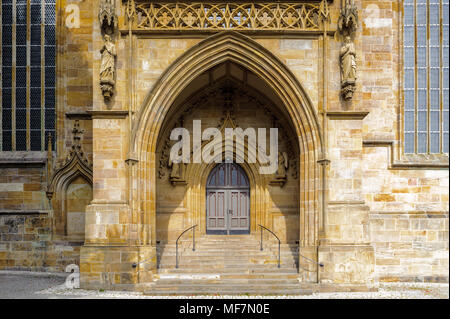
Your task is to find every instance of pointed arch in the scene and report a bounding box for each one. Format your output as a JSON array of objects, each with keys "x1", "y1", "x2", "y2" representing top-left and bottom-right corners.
[{"x1": 132, "y1": 31, "x2": 324, "y2": 256}]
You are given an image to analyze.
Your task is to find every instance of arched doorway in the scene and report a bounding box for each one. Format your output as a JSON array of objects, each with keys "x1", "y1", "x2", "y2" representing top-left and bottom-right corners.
[
  {"x1": 206, "y1": 163, "x2": 250, "y2": 235},
  {"x1": 131, "y1": 32, "x2": 324, "y2": 282}
]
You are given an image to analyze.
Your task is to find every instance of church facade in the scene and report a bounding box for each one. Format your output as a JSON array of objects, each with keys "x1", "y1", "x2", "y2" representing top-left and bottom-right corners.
[{"x1": 0, "y1": 0, "x2": 448, "y2": 292}]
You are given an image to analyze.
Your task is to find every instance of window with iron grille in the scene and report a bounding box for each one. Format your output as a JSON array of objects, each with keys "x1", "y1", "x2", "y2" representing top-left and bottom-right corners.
[
  {"x1": 403, "y1": 0, "x2": 449, "y2": 154},
  {"x1": 1, "y1": 0, "x2": 55, "y2": 152}
]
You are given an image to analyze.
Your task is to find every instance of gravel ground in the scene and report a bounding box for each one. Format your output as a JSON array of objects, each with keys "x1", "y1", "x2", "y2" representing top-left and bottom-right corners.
[{"x1": 0, "y1": 271, "x2": 448, "y2": 299}]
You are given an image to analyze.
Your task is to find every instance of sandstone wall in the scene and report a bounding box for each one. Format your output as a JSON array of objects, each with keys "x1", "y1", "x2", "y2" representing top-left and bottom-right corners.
[{"x1": 0, "y1": 213, "x2": 80, "y2": 271}]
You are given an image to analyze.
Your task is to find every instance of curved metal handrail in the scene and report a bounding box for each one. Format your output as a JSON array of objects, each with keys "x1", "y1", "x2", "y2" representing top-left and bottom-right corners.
[
  {"x1": 298, "y1": 250, "x2": 324, "y2": 268},
  {"x1": 258, "y1": 224, "x2": 280, "y2": 268},
  {"x1": 176, "y1": 225, "x2": 197, "y2": 268}
]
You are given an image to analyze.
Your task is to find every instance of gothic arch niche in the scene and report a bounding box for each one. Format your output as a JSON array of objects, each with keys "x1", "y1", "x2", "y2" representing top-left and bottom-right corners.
[
  {"x1": 49, "y1": 169, "x2": 93, "y2": 242},
  {"x1": 47, "y1": 121, "x2": 93, "y2": 242},
  {"x1": 65, "y1": 176, "x2": 93, "y2": 240},
  {"x1": 132, "y1": 32, "x2": 323, "y2": 281}
]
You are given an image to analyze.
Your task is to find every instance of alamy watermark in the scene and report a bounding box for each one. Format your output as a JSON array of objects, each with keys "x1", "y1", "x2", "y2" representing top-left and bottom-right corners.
[
  {"x1": 169, "y1": 120, "x2": 279, "y2": 175},
  {"x1": 65, "y1": 264, "x2": 80, "y2": 288}
]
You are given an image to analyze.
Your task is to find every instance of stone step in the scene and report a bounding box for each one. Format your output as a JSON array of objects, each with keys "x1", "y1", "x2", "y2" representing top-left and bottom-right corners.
[
  {"x1": 156, "y1": 266, "x2": 299, "y2": 273},
  {"x1": 158, "y1": 241, "x2": 295, "y2": 246},
  {"x1": 158, "y1": 250, "x2": 297, "y2": 256},
  {"x1": 157, "y1": 250, "x2": 284, "y2": 255},
  {"x1": 157, "y1": 252, "x2": 297, "y2": 259},
  {"x1": 157, "y1": 262, "x2": 297, "y2": 268},
  {"x1": 153, "y1": 278, "x2": 300, "y2": 285},
  {"x1": 148, "y1": 284, "x2": 302, "y2": 290},
  {"x1": 157, "y1": 257, "x2": 297, "y2": 268},
  {"x1": 155, "y1": 273, "x2": 301, "y2": 280},
  {"x1": 144, "y1": 284, "x2": 310, "y2": 296},
  {"x1": 157, "y1": 260, "x2": 297, "y2": 266},
  {"x1": 157, "y1": 254, "x2": 297, "y2": 260},
  {"x1": 144, "y1": 289, "x2": 311, "y2": 296}
]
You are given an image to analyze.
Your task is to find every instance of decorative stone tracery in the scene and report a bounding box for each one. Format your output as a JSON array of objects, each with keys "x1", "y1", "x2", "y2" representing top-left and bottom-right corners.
[{"x1": 127, "y1": 1, "x2": 330, "y2": 31}]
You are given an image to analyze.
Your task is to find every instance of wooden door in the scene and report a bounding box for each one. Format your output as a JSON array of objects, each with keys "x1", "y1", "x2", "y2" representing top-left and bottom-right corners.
[{"x1": 206, "y1": 163, "x2": 250, "y2": 234}]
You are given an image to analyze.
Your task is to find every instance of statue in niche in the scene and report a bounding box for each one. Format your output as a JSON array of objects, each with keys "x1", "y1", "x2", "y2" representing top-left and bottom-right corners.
[
  {"x1": 340, "y1": 36, "x2": 357, "y2": 100},
  {"x1": 168, "y1": 149, "x2": 187, "y2": 186},
  {"x1": 99, "y1": 34, "x2": 116, "y2": 100},
  {"x1": 270, "y1": 151, "x2": 288, "y2": 187}
]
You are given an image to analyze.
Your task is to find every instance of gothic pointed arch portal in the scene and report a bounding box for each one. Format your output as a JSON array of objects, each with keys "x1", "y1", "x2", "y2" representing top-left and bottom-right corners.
[{"x1": 131, "y1": 31, "x2": 324, "y2": 280}]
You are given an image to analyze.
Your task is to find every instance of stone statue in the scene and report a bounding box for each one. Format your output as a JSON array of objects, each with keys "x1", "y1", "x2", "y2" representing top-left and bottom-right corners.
[
  {"x1": 100, "y1": 34, "x2": 116, "y2": 100},
  {"x1": 168, "y1": 149, "x2": 186, "y2": 185},
  {"x1": 340, "y1": 36, "x2": 357, "y2": 100},
  {"x1": 276, "y1": 151, "x2": 288, "y2": 179},
  {"x1": 270, "y1": 151, "x2": 288, "y2": 186},
  {"x1": 168, "y1": 158, "x2": 181, "y2": 180}
]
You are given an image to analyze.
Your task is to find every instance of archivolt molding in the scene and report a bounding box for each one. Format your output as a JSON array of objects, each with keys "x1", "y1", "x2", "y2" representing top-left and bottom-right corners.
[
  {"x1": 47, "y1": 121, "x2": 93, "y2": 200},
  {"x1": 123, "y1": 0, "x2": 330, "y2": 32}
]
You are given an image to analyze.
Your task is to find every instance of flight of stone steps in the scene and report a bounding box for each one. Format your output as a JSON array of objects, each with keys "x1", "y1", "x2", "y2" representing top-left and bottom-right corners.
[{"x1": 144, "y1": 235, "x2": 311, "y2": 296}]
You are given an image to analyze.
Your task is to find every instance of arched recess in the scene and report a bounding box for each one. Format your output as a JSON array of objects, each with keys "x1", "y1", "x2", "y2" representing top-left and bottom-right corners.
[
  {"x1": 47, "y1": 139, "x2": 93, "y2": 241},
  {"x1": 132, "y1": 31, "x2": 324, "y2": 256}
]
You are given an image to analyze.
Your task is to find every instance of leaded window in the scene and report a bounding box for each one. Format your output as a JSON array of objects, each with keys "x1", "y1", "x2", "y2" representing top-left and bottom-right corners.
[
  {"x1": 0, "y1": 0, "x2": 55, "y2": 151},
  {"x1": 403, "y1": 0, "x2": 449, "y2": 154}
]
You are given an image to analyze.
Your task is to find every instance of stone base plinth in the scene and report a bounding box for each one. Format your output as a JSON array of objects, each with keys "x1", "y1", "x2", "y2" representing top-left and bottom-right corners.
[
  {"x1": 318, "y1": 244, "x2": 375, "y2": 284},
  {"x1": 80, "y1": 245, "x2": 156, "y2": 290}
]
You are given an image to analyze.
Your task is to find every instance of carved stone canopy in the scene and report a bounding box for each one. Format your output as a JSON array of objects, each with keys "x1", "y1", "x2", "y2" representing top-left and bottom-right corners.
[
  {"x1": 99, "y1": 0, "x2": 118, "y2": 34},
  {"x1": 46, "y1": 121, "x2": 92, "y2": 200},
  {"x1": 338, "y1": 0, "x2": 358, "y2": 37}
]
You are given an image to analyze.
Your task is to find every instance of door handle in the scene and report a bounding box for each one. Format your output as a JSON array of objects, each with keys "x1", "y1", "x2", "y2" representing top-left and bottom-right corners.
[{"x1": 228, "y1": 209, "x2": 233, "y2": 214}]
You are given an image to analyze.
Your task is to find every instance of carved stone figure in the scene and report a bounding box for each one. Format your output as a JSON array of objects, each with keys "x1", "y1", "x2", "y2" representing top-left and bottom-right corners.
[
  {"x1": 340, "y1": 36, "x2": 357, "y2": 100},
  {"x1": 168, "y1": 158, "x2": 181, "y2": 180},
  {"x1": 270, "y1": 151, "x2": 288, "y2": 186},
  {"x1": 100, "y1": 34, "x2": 116, "y2": 100},
  {"x1": 168, "y1": 149, "x2": 186, "y2": 186},
  {"x1": 276, "y1": 151, "x2": 288, "y2": 179},
  {"x1": 338, "y1": 0, "x2": 358, "y2": 100}
]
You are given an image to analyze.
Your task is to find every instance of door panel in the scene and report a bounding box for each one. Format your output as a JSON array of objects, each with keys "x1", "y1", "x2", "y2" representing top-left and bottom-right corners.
[
  {"x1": 206, "y1": 163, "x2": 250, "y2": 235},
  {"x1": 207, "y1": 190, "x2": 227, "y2": 231}
]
